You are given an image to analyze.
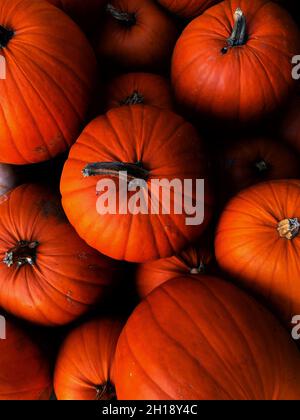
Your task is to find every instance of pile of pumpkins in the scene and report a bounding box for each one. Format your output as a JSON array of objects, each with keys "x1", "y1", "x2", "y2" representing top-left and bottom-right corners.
[{"x1": 1, "y1": 0, "x2": 300, "y2": 400}]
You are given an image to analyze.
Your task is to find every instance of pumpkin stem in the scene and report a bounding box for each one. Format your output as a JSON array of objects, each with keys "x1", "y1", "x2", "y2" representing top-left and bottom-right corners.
[
  {"x1": 120, "y1": 91, "x2": 144, "y2": 106},
  {"x1": 95, "y1": 382, "x2": 116, "y2": 400},
  {"x1": 82, "y1": 161, "x2": 149, "y2": 182},
  {"x1": 3, "y1": 240, "x2": 39, "y2": 268},
  {"x1": 190, "y1": 261, "x2": 205, "y2": 274},
  {"x1": 0, "y1": 25, "x2": 14, "y2": 48},
  {"x1": 277, "y1": 218, "x2": 300, "y2": 240},
  {"x1": 221, "y1": 8, "x2": 247, "y2": 54},
  {"x1": 106, "y1": 4, "x2": 136, "y2": 27},
  {"x1": 255, "y1": 160, "x2": 268, "y2": 173}
]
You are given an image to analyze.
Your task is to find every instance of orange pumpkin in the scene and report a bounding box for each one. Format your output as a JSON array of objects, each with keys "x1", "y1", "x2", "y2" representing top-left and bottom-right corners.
[
  {"x1": 0, "y1": 0, "x2": 96, "y2": 164},
  {"x1": 94, "y1": 0, "x2": 178, "y2": 70},
  {"x1": 54, "y1": 318, "x2": 123, "y2": 400},
  {"x1": 104, "y1": 72, "x2": 173, "y2": 112},
  {"x1": 115, "y1": 276, "x2": 300, "y2": 400},
  {"x1": 157, "y1": 0, "x2": 221, "y2": 19},
  {"x1": 215, "y1": 179, "x2": 300, "y2": 324},
  {"x1": 0, "y1": 316, "x2": 51, "y2": 400},
  {"x1": 61, "y1": 105, "x2": 212, "y2": 263},
  {"x1": 136, "y1": 240, "x2": 215, "y2": 298},
  {"x1": 0, "y1": 184, "x2": 115, "y2": 326},
  {"x1": 171, "y1": 0, "x2": 300, "y2": 122}
]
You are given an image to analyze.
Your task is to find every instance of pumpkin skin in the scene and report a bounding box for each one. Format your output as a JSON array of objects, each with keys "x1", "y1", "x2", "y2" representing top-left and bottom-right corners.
[
  {"x1": 218, "y1": 137, "x2": 300, "y2": 200},
  {"x1": 0, "y1": 317, "x2": 51, "y2": 400},
  {"x1": 0, "y1": 0, "x2": 97, "y2": 164},
  {"x1": 104, "y1": 72, "x2": 173, "y2": 112},
  {"x1": 94, "y1": 0, "x2": 178, "y2": 70},
  {"x1": 0, "y1": 164, "x2": 18, "y2": 197},
  {"x1": 157, "y1": 0, "x2": 221, "y2": 19},
  {"x1": 61, "y1": 105, "x2": 212, "y2": 263},
  {"x1": 0, "y1": 184, "x2": 115, "y2": 326},
  {"x1": 115, "y1": 276, "x2": 300, "y2": 400},
  {"x1": 136, "y1": 240, "x2": 214, "y2": 298},
  {"x1": 171, "y1": 0, "x2": 300, "y2": 122},
  {"x1": 54, "y1": 318, "x2": 123, "y2": 400},
  {"x1": 215, "y1": 179, "x2": 300, "y2": 324},
  {"x1": 47, "y1": 0, "x2": 106, "y2": 34},
  {"x1": 281, "y1": 95, "x2": 300, "y2": 153}
]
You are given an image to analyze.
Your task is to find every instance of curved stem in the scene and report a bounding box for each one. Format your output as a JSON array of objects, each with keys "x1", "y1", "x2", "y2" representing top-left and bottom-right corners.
[
  {"x1": 0, "y1": 25, "x2": 14, "y2": 48},
  {"x1": 221, "y1": 8, "x2": 247, "y2": 54},
  {"x1": 106, "y1": 4, "x2": 136, "y2": 26},
  {"x1": 82, "y1": 161, "x2": 149, "y2": 182},
  {"x1": 120, "y1": 91, "x2": 144, "y2": 106},
  {"x1": 95, "y1": 382, "x2": 116, "y2": 401},
  {"x1": 277, "y1": 218, "x2": 300, "y2": 240},
  {"x1": 3, "y1": 241, "x2": 39, "y2": 268}
]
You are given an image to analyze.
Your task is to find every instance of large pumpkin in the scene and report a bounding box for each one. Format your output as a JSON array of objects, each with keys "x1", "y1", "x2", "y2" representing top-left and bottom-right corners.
[
  {"x1": 0, "y1": 0, "x2": 96, "y2": 164},
  {"x1": 218, "y1": 137, "x2": 300, "y2": 200},
  {"x1": 0, "y1": 184, "x2": 115, "y2": 326},
  {"x1": 61, "y1": 105, "x2": 212, "y2": 263},
  {"x1": 47, "y1": 0, "x2": 106, "y2": 34},
  {"x1": 104, "y1": 72, "x2": 173, "y2": 112},
  {"x1": 94, "y1": 0, "x2": 178, "y2": 70},
  {"x1": 157, "y1": 0, "x2": 221, "y2": 19},
  {"x1": 171, "y1": 0, "x2": 300, "y2": 122},
  {"x1": 0, "y1": 317, "x2": 51, "y2": 400},
  {"x1": 215, "y1": 179, "x2": 300, "y2": 324},
  {"x1": 281, "y1": 95, "x2": 300, "y2": 153},
  {"x1": 115, "y1": 276, "x2": 300, "y2": 400},
  {"x1": 136, "y1": 240, "x2": 215, "y2": 298},
  {"x1": 54, "y1": 318, "x2": 123, "y2": 400}
]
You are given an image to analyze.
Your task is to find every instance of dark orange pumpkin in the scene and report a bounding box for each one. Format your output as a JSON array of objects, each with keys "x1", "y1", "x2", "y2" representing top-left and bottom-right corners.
[
  {"x1": 0, "y1": 184, "x2": 115, "y2": 326},
  {"x1": 0, "y1": 0, "x2": 96, "y2": 164},
  {"x1": 281, "y1": 95, "x2": 300, "y2": 153},
  {"x1": 157, "y1": 0, "x2": 221, "y2": 19},
  {"x1": 54, "y1": 318, "x2": 123, "y2": 400},
  {"x1": 94, "y1": 0, "x2": 178, "y2": 70},
  {"x1": 104, "y1": 72, "x2": 173, "y2": 112},
  {"x1": 218, "y1": 137, "x2": 300, "y2": 200},
  {"x1": 136, "y1": 240, "x2": 215, "y2": 298},
  {"x1": 215, "y1": 179, "x2": 300, "y2": 324},
  {"x1": 61, "y1": 105, "x2": 212, "y2": 263},
  {"x1": 0, "y1": 316, "x2": 51, "y2": 400},
  {"x1": 115, "y1": 276, "x2": 300, "y2": 400},
  {"x1": 172, "y1": 0, "x2": 300, "y2": 122}
]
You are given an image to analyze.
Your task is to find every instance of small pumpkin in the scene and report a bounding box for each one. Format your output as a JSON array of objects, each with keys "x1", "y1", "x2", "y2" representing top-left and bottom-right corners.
[
  {"x1": 0, "y1": 0, "x2": 96, "y2": 164},
  {"x1": 94, "y1": 0, "x2": 178, "y2": 70},
  {"x1": 157, "y1": 0, "x2": 221, "y2": 19},
  {"x1": 0, "y1": 184, "x2": 115, "y2": 326},
  {"x1": 218, "y1": 137, "x2": 300, "y2": 200},
  {"x1": 171, "y1": 0, "x2": 300, "y2": 122},
  {"x1": 54, "y1": 318, "x2": 123, "y2": 400},
  {"x1": 215, "y1": 179, "x2": 300, "y2": 324},
  {"x1": 0, "y1": 164, "x2": 18, "y2": 197},
  {"x1": 136, "y1": 240, "x2": 214, "y2": 298},
  {"x1": 104, "y1": 72, "x2": 173, "y2": 112},
  {"x1": 0, "y1": 316, "x2": 51, "y2": 400},
  {"x1": 115, "y1": 276, "x2": 300, "y2": 400},
  {"x1": 61, "y1": 105, "x2": 212, "y2": 263}
]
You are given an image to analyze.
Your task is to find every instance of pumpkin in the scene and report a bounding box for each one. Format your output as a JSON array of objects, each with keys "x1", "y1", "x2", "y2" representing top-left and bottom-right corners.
[
  {"x1": 157, "y1": 0, "x2": 221, "y2": 19},
  {"x1": 0, "y1": 163, "x2": 18, "y2": 197},
  {"x1": 136, "y1": 239, "x2": 215, "y2": 298},
  {"x1": 0, "y1": 0, "x2": 97, "y2": 164},
  {"x1": 215, "y1": 179, "x2": 300, "y2": 325},
  {"x1": 281, "y1": 95, "x2": 300, "y2": 153},
  {"x1": 115, "y1": 276, "x2": 300, "y2": 400},
  {"x1": 218, "y1": 136, "x2": 300, "y2": 200},
  {"x1": 54, "y1": 317, "x2": 123, "y2": 400},
  {"x1": 61, "y1": 105, "x2": 212, "y2": 263},
  {"x1": 171, "y1": 0, "x2": 300, "y2": 122},
  {"x1": 0, "y1": 316, "x2": 51, "y2": 400},
  {"x1": 0, "y1": 184, "x2": 115, "y2": 326},
  {"x1": 104, "y1": 72, "x2": 173, "y2": 112},
  {"x1": 94, "y1": 0, "x2": 178, "y2": 70},
  {"x1": 46, "y1": 0, "x2": 106, "y2": 35}
]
